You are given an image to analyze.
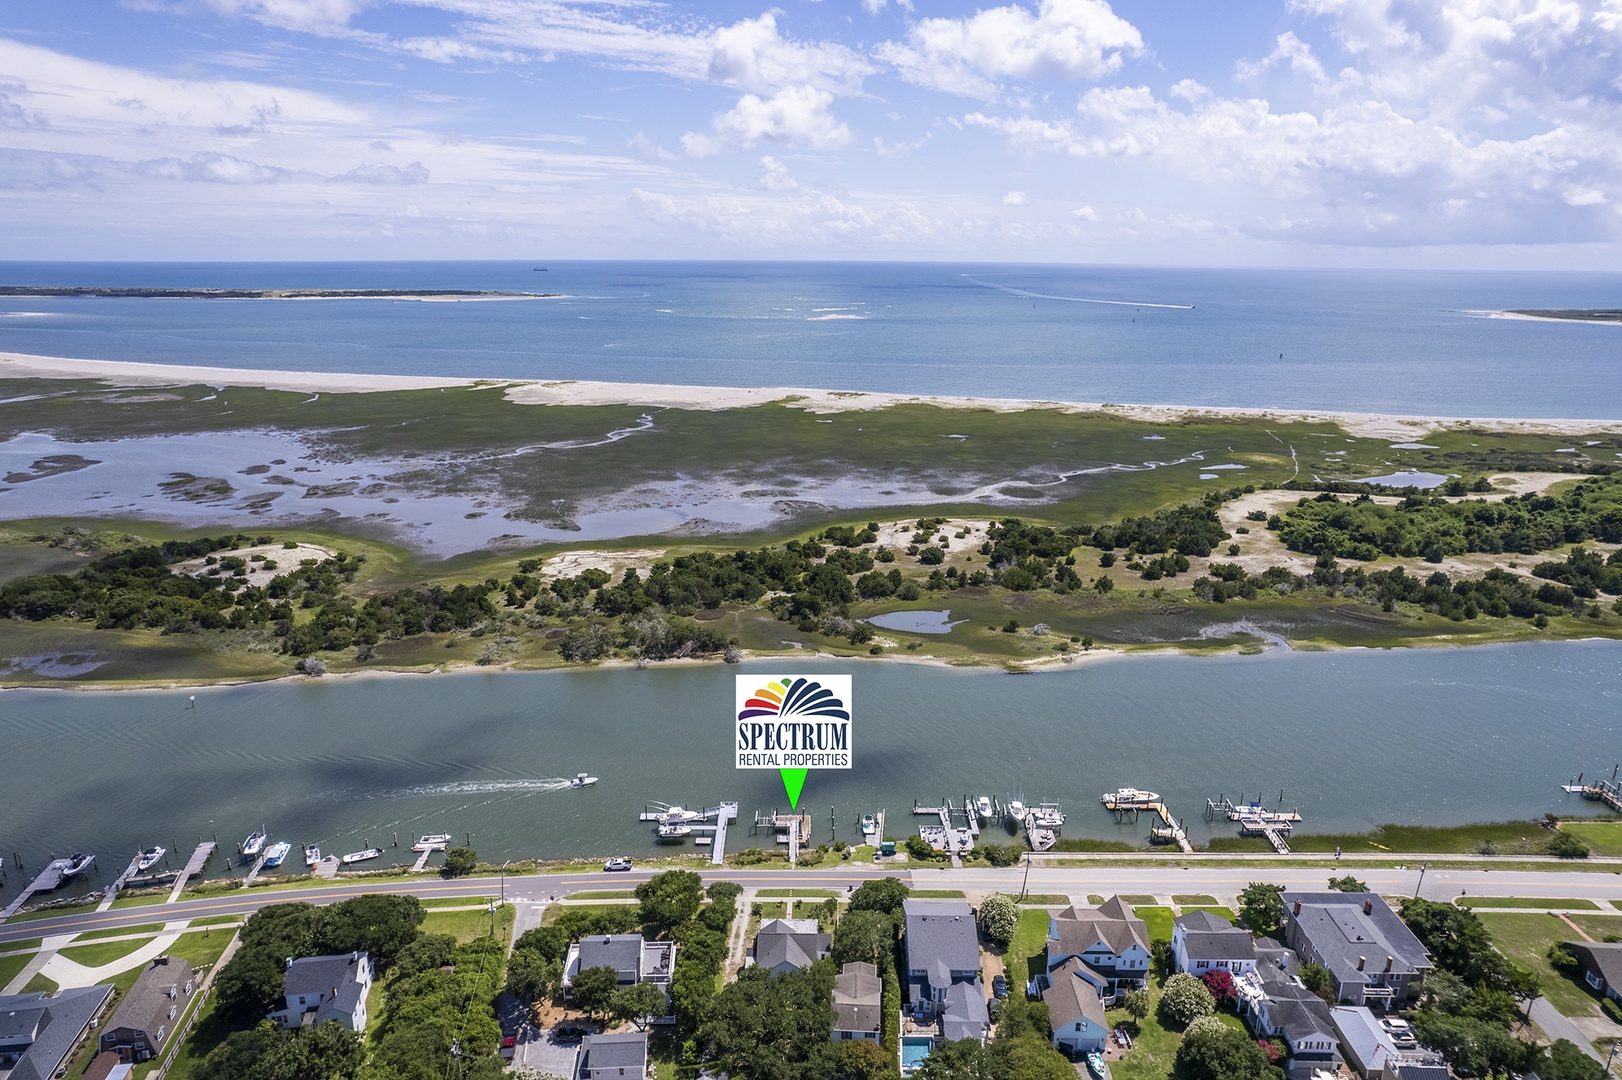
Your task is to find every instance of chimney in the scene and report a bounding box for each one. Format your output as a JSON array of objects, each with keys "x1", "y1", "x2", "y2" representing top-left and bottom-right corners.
[
  {"x1": 1292, "y1": 900, "x2": 1301, "y2": 916},
  {"x1": 1384, "y1": 957, "x2": 1393, "y2": 972},
  {"x1": 1363, "y1": 899, "x2": 1373, "y2": 915},
  {"x1": 1357, "y1": 956, "x2": 1365, "y2": 971},
  {"x1": 285, "y1": 957, "x2": 294, "y2": 970}
]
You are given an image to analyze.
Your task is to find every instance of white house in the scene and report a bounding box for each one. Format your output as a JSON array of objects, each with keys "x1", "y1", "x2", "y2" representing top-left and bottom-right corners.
[
  {"x1": 1043, "y1": 957, "x2": 1111, "y2": 1056},
  {"x1": 1045, "y1": 896, "x2": 1151, "y2": 999},
  {"x1": 1172, "y1": 911, "x2": 1258, "y2": 977},
  {"x1": 268, "y1": 952, "x2": 372, "y2": 1032}
]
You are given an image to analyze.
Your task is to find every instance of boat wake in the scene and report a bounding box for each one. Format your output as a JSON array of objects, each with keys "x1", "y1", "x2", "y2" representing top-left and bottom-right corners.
[
  {"x1": 963, "y1": 276, "x2": 1194, "y2": 310},
  {"x1": 373, "y1": 778, "x2": 578, "y2": 799}
]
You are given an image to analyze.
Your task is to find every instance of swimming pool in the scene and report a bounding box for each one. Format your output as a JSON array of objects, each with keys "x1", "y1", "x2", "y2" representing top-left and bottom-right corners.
[{"x1": 901, "y1": 1036, "x2": 934, "y2": 1073}]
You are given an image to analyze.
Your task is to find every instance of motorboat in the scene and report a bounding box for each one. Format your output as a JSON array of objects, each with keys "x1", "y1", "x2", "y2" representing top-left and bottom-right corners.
[
  {"x1": 1005, "y1": 798, "x2": 1027, "y2": 822},
  {"x1": 974, "y1": 796, "x2": 994, "y2": 819},
  {"x1": 656, "y1": 822, "x2": 693, "y2": 841},
  {"x1": 569, "y1": 772, "x2": 598, "y2": 788},
  {"x1": 304, "y1": 844, "x2": 321, "y2": 868},
  {"x1": 62, "y1": 852, "x2": 95, "y2": 878},
  {"x1": 860, "y1": 814, "x2": 877, "y2": 837},
  {"x1": 1029, "y1": 803, "x2": 1066, "y2": 828},
  {"x1": 1101, "y1": 787, "x2": 1160, "y2": 808},
  {"x1": 241, "y1": 828, "x2": 267, "y2": 859},
  {"x1": 341, "y1": 849, "x2": 382, "y2": 866},
  {"x1": 1085, "y1": 1051, "x2": 1106, "y2": 1078},
  {"x1": 413, "y1": 834, "x2": 453, "y2": 851},
  {"x1": 262, "y1": 841, "x2": 292, "y2": 868},
  {"x1": 136, "y1": 846, "x2": 166, "y2": 872},
  {"x1": 656, "y1": 806, "x2": 702, "y2": 824}
]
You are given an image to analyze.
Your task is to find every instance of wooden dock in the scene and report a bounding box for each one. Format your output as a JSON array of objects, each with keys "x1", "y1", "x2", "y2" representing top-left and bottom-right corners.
[
  {"x1": 167, "y1": 842, "x2": 216, "y2": 902},
  {"x1": 1102, "y1": 791, "x2": 1192, "y2": 853},
  {"x1": 707, "y1": 803, "x2": 738, "y2": 866},
  {"x1": 0, "y1": 859, "x2": 75, "y2": 921},
  {"x1": 1563, "y1": 772, "x2": 1622, "y2": 814},
  {"x1": 913, "y1": 800, "x2": 975, "y2": 854}
]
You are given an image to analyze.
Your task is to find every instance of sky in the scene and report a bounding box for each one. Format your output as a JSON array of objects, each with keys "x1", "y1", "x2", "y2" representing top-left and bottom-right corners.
[{"x1": 2, "y1": 1, "x2": 1621, "y2": 266}]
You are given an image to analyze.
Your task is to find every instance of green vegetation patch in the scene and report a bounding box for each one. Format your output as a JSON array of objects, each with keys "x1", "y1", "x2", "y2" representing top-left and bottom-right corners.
[
  {"x1": 564, "y1": 890, "x2": 639, "y2": 900},
  {"x1": 1556, "y1": 819, "x2": 1622, "y2": 857},
  {"x1": 0, "y1": 953, "x2": 32, "y2": 990},
  {"x1": 57, "y1": 935, "x2": 157, "y2": 967},
  {"x1": 1476, "y1": 912, "x2": 1604, "y2": 1018},
  {"x1": 907, "y1": 890, "x2": 967, "y2": 899},
  {"x1": 419, "y1": 904, "x2": 514, "y2": 945},
  {"x1": 1134, "y1": 906, "x2": 1175, "y2": 943},
  {"x1": 755, "y1": 888, "x2": 840, "y2": 897},
  {"x1": 1171, "y1": 894, "x2": 1219, "y2": 906},
  {"x1": 1182, "y1": 907, "x2": 1238, "y2": 922},
  {"x1": 21, "y1": 972, "x2": 57, "y2": 993},
  {"x1": 8, "y1": 901, "x2": 101, "y2": 922},
  {"x1": 1014, "y1": 894, "x2": 1071, "y2": 906},
  {"x1": 73, "y1": 922, "x2": 165, "y2": 941},
  {"x1": 1004, "y1": 908, "x2": 1052, "y2": 987},
  {"x1": 1457, "y1": 897, "x2": 1600, "y2": 910},
  {"x1": 1051, "y1": 836, "x2": 1143, "y2": 852},
  {"x1": 1287, "y1": 820, "x2": 1558, "y2": 855},
  {"x1": 1115, "y1": 895, "x2": 1159, "y2": 905}
]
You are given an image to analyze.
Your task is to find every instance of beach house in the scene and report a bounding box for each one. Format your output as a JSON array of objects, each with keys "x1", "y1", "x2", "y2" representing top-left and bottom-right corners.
[
  {"x1": 99, "y1": 956, "x2": 195, "y2": 1062},
  {"x1": 1172, "y1": 910, "x2": 1257, "y2": 977},
  {"x1": 268, "y1": 952, "x2": 372, "y2": 1031},
  {"x1": 752, "y1": 918, "x2": 831, "y2": 975},
  {"x1": 903, "y1": 900, "x2": 989, "y2": 1044},
  {"x1": 1281, "y1": 892, "x2": 1431, "y2": 1009},
  {"x1": 832, "y1": 962, "x2": 884, "y2": 1043},
  {"x1": 1044, "y1": 896, "x2": 1151, "y2": 999}
]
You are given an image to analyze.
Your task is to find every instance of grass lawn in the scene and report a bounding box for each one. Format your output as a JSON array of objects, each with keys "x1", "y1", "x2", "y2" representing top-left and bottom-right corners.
[
  {"x1": 22, "y1": 972, "x2": 57, "y2": 993},
  {"x1": 189, "y1": 915, "x2": 242, "y2": 928},
  {"x1": 421, "y1": 904, "x2": 515, "y2": 945},
  {"x1": 757, "y1": 888, "x2": 840, "y2": 898},
  {"x1": 74, "y1": 922, "x2": 165, "y2": 941},
  {"x1": 1556, "y1": 820, "x2": 1622, "y2": 857},
  {"x1": 1477, "y1": 912, "x2": 1605, "y2": 1018},
  {"x1": 1286, "y1": 821, "x2": 1557, "y2": 856},
  {"x1": 542, "y1": 902, "x2": 625, "y2": 926},
  {"x1": 1005, "y1": 909, "x2": 1051, "y2": 987},
  {"x1": 566, "y1": 890, "x2": 639, "y2": 900},
  {"x1": 0, "y1": 952, "x2": 32, "y2": 988},
  {"x1": 57, "y1": 936, "x2": 156, "y2": 967},
  {"x1": 8, "y1": 902, "x2": 101, "y2": 922},
  {"x1": 909, "y1": 890, "x2": 967, "y2": 898},
  {"x1": 1182, "y1": 907, "x2": 1238, "y2": 923},
  {"x1": 0, "y1": 938, "x2": 43, "y2": 953},
  {"x1": 1133, "y1": 907, "x2": 1175, "y2": 943},
  {"x1": 1458, "y1": 897, "x2": 1601, "y2": 910},
  {"x1": 419, "y1": 895, "x2": 497, "y2": 908},
  {"x1": 1172, "y1": 895, "x2": 1219, "y2": 907},
  {"x1": 110, "y1": 891, "x2": 170, "y2": 909},
  {"x1": 162, "y1": 990, "x2": 223, "y2": 1080},
  {"x1": 1116, "y1": 895, "x2": 1157, "y2": 905},
  {"x1": 1016, "y1": 894, "x2": 1071, "y2": 906},
  {"x1": 753, "y1": 902, "x2": 789, "y2": 919},
  {"x1": 1566, "y1": 914, "x2": 1622, "y2": 942},
  {"x1": 1105, "y1": 975, "x2": 1252, "y2": 1080}
]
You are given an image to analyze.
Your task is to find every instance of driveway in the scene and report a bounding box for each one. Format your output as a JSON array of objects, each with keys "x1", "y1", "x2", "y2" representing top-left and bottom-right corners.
[
  {"x1": 1528, "y1": 997, "x2": 1606, "y2": 1062},
  {"x1": 517, "y1": 1026, "x2": 582, "y2": 1077}
]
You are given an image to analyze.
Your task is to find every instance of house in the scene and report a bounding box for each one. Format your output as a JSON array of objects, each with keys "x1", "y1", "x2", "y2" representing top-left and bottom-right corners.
[
  {"x1": 99, "y1": 955, "x2": 195, "y2": 1061},
  {"x1": 1172, "y1": 910, "x2": 1257, "y2": 977},
  {"x1": 563, "y1": 934, "x2": 676, "y2": 1022},
  {"x1": 1281, "y1": 892, "x2": 1431, "y2": 1009},
  {"x1": 578, "y1": 1030, "x2": 649, "y2": 1080},
  {"x1": 1043, "y1": 957, "x2": 1111, "y2": 1056},
  {"x1": 832, "y1": 962, "x2": 884, "y2": 1042},
  {"x1": 564, "y1": 935, "x2": 676, "y2": 989},
  {"x1": 753, "y1": 918, "x2": 831, "y2": 975},
  {"x1": 267, "y1": 952, "x2": 372, "y2": 1031},
  {"x1": 1330, "y1": 1006, "x2": 1444, "y2": 1080},
  {"x1": 1045, "y1": 896, "x2": 1151, "y2": 998},
  {"x1": 0, "y1": 985, "x2": 116, "y2": 1080},
  {"x1": 902, "y1": 900, "x2": 988, "y2": 1045},
  {"x1": 1563, "y1": 941, "x2": 1622, "y2": 1004},
  {"x1": 1236, "y1": 944, "x2": 1342, "y2": 1080}
]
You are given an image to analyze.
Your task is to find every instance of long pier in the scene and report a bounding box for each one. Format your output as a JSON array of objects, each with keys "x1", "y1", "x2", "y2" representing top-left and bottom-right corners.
[
  {"x1": 1563, "y1": 770, "x2": 1622, "y2": 814},
  {"x1": 1102, "y1": 790, "x2": 1192, "y2": 854},
  {"x1": 0, "y1": 859, "x2": 76, "y2": 921},
  {"x1": 168, "y1": 842, "x2": 216, "y2": 903},
  {"x1": 1204, "y1": 793, "x2": 1303, "y2": 854}
]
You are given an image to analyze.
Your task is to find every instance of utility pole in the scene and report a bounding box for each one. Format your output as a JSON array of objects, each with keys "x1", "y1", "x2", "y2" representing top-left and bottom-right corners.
[{"x1": 1413, "y1": 862, "x2": 1429, "y2": 899}]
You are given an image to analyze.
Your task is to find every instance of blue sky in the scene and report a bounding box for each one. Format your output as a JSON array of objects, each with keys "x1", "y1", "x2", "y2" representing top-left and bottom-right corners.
[{"x1": 2, "y1": 1, "x2": 1620, "y2": 265}]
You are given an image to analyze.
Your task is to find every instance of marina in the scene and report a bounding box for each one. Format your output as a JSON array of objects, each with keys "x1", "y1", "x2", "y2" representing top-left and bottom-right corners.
[
  {"x1": 1562, "y1": 768, "x2": 1622, "y2": 815},
  {"x1": 1102, "y1": 788, "x2": 1191, "y2": 854}
]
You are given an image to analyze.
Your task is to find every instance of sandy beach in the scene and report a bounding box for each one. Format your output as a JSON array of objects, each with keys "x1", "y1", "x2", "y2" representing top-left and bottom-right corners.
[{"x1": 3, "y1": 349, "x2": 1620, "y2": 440}]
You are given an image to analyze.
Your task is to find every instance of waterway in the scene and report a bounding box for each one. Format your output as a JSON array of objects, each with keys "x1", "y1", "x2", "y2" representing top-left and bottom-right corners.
[{"x1": 1, "y1": 640, "x2": 1617, "y2": 902}]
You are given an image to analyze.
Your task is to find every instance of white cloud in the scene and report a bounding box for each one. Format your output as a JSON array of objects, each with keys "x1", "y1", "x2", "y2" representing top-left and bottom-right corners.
[
  {"x1": 706, "y1": 13, "x2": 873, "y2": 94},
  {"x1": 873, "y1": 132, "x2": 931, "y2": 157},
  {"x1": 136, "y1": 151, "x2": 292, "y2": 183},
  {"x1": 757, "y1": 155, "x2": 798, "y2": 190},
  {"x1": 1002, "y1": 189, "x2": 1027, "y2": 204},
  {"x1": 878, "y1": 0, "x2": 1143, "y2": 99},
  {"x1": 1564, "y1": 187, "x2": 1607, "y2": 205},
  {"x1": 1236, "y1": 31, "x2": 1329, "y2": 84},
  {"x1": 682, "y1": 86, "x2": 852, "y2": 157},
  {"x1": 335, "y1": 160, "x2": 429, "y2": 184},
  {"x1": 1071, "y1": 204, "x2": 1096, "y2": 219},
  {"x1": 128, "y1": 0, "x2": 369, "y2": 33}
]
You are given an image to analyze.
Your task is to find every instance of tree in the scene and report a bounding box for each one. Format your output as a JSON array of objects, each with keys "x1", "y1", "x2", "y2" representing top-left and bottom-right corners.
[
  {"x1": 1298, "y1": 963, "x2": 1334, "y2": 1003},
  {"x1": 1121, "y1": 988, "x2": 1151, "y2": 1026},
  {"x1": 637, "y1": 869, "x2": 705, "y2": 932},
  {"x1": 1327, "y1": 874, "x2": 1367, "y2": 892},
  {"x1": 1399, "y1": 898, "x2": 1514, "y2": 991},
  {"x1": 1200, "y1": 968, "x2": 1236, "y2": 1008},
  {"x1": 1159, "y1": 973, "x2": 1216, "y2": 1027},
  {"x1": 906, "y1": 835, "x2": 938, "y2": 861},
  {"x1": 442, "y1": 845, "x2": 478, "y2": 876},
  {"x1": 1173, "y1": 1019, "x2": 1283, "y2": 1080},
  {"x1": 513, "y1": 924, "x2": 571, "y2": 964},
  {"x1": 506, "y1": 950, "x2": 561, "y2": 1011},
  {"x1": 916, "y1": 1038, "x2": 990, "y2": 1080},
  {"x1": 698, "y1": 963, "x2": 838, "y2": 1080},
  {"x1": 849, "y1": 877, "x2": 910, "y2": 916},
  {"x1": 1237, "y1": 883, "x2": 1285, "y2": 934},
  {"x1": 1150, "y1": 939, "x2": 1175, "y2": 977},
  {"x1": 1538, "y1": 1038, "x2": 1608, "y2": 1080},
  {"x1": 199, "y1": 1020, "x2": 365, "y2": 1080},
  {"x1": 832, "y1": 910, "x2": 897, "y2": 968},
  {"x1": 570, "y1": 965, "x2": 620, "y2": 1018},
  {"x1": 313, "y1": 893, "x2": 425, "y2": 969},
  {"x1": 1548, "y1": 831, "x2": 1591, "y2": 858},
  {"x1": 836, "y1": 1037, "x2": 901, "y2": 1080},
  {"x1": 612, "y1": 981, "x2": 670, "y2": 1029},
  {"x1": 979, "y1": 895, "x2": 1019, "y2": 949}
]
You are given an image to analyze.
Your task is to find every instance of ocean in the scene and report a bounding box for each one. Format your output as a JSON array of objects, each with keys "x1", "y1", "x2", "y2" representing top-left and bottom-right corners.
[{"x1": 2, "y1": 261, "x2": 1620, "y2": 418}]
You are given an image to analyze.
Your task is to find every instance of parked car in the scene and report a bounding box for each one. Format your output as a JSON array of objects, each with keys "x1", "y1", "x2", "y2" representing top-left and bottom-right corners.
[
  {"x1": 992, "y1": 974, "x2": 1009, "y2": 999},
  {"x1": 603, "y1": 857, "x2": 633, "y2": 871}
]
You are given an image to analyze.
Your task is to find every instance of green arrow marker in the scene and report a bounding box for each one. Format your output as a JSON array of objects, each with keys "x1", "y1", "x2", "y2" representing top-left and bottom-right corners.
[{"x1": 780, "y1": 768, "x2": 809, "y2": 811}]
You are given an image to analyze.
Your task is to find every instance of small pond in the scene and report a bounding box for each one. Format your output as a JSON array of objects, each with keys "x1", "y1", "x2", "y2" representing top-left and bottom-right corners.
[
  {"x1": 866, "y1": 609, "x2": 967, "y2": 634},
  {"x1": 1357, "y1": 470, "x2": 1454, "y2": 489}
]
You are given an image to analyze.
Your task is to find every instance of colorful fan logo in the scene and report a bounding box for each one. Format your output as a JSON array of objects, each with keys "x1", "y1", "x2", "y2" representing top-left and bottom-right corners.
[
  {"x1": 735, "y1": 674, "x2": 853, "y2": 808},
  {"x1": 737, "y1": 677, "x2": 850, "y2": 723}
]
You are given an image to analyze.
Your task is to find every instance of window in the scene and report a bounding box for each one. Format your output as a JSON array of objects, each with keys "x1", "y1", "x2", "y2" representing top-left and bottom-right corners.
[{"x1": 1587, "y1": 970, "x2": 1603, "y2": 990}]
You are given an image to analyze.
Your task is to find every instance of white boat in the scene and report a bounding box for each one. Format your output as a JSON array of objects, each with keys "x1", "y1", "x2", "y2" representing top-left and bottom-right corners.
[
  {"x1": 860, "y1": 814, "x2": 877, "y2": 837},
  {"x1": 136, "y1": 846, "x2": 166, "y2": 872},
  {"x1": 262, "y1": 841, "x2": 292, "y2": 868},
  {"x1": 62, "y1": 852, "x2": 95, "y2": 878},
  {"x1": 304, "y1": 844, "x2": 321, "y2": 868},
  {"x1": 241, "y1": 828, "x2": 267, "y2": 859},
  {"x1": 974, "y1": 796, "x2": 994, "y2": 819},
  {"x1": 1101, "y1": 787, "x2": 1160, "y2": 808},
  {"x1": 341, "y1": 848, "x2": 382, "y2": 865},
  {"x1": 656, "y1": 822, "x2": 692, "y2": 841},
  {"x1": 1005, "y1": 798, "x2": 1027, "y2": 822},
  {"x1": 1030, "y1": 803, "x2": 1066, "y2": 828},
  {"x1": 413, "y1": 834, "x2": 453, "y2": 851},
  {"x1": 569, "y1": 772, "x2": 598, "y2": 788}
]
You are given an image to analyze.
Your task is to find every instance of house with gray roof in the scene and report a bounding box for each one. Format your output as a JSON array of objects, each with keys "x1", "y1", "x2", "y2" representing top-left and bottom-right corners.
[
  {"x1": 752, "y1": 918, "x2": 830, "y2": 975},
  {"x1": 1563, "y1": 940, "x2": 1622, "y2": 1005},
  {"x1": 0, "y1": 985, "x2": 116, "y2": 1080},
  {"x1": 1235, "y1": 950, "x2": 1342, "y2": 1080},
  {"x1": 563, "y1": 934, "x2": 676, "y2": 1023},
  {"x1": 1045, "y1": 896, "x2": 1150, "y2": 997},
  {"x1": 578, "y1": 1030, "x2": 649, "y2": 1079},
  {"x1": 1043, "y1": 957, "x2": 1110, "y2": 1056},
  {"x1": 1172, "y1": 910, "x2": 1257, "y2": 977},
  {"x1": 268, "y1": 951, "x2": 372, "y2": 1031},
  {"x1": 1282, "y1": 892, "x2": 1431, "y2": 1009},
  {"x1": 100, "y1": 955, "x2": 195, "y2": 1062},
  {"x1": 903, "y1": 899, "x2": 987, "y2": 1047},
  {"x1": 832, "y1": 962, "x2": 883, "y2": 1042}
]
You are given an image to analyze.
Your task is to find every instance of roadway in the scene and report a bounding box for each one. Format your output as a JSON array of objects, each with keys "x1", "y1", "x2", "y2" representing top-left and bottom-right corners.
[{"x1": 6, "y1": 858, "x2": 1622, "y2": 946}]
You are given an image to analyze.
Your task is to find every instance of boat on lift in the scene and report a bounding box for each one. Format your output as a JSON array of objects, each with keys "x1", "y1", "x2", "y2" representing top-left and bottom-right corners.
[
  {"x1": 62, "y1": 852, "x2": 95, "y2": 879},
  {"x1": 262, "y1": 841, "x2": 292, "y2": 868},
  {"x1": 1029, "y1": 802, "x2": 1066, "y2": 828},
  {"x1": 1005, "y1": 797, "x2": 1027, "y2": 822},
  {"x1": 656, "y1": 822, "x2": 693, "y2": 841},
  {"x1": 860, "y1": 814, "x2": 877, "y2": 837},
  {"x1": 568, "y1": 772, "x2": 598, "y2": 789},
  {"x1": 413, "y1": 834, "x2": 453, "y2": 851},
  {"x1": 974, "y1": 796, "x2": 995, "y2": 819},
  {"x1": 241, "y1": 828, "x2": 267, "y2": 860},
  {"x1": 136, "y1": 846, "x2": 166, "y2": 872},
  {"x1": 304, "y1": 844, "x2": 321, "y2": 868},
  {"x1": 1101, "y1": 787, "x2": 1160, "y2": 809},
  {"x1": 341, "y1": 849, "x2": 382, "y2": 866}
]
